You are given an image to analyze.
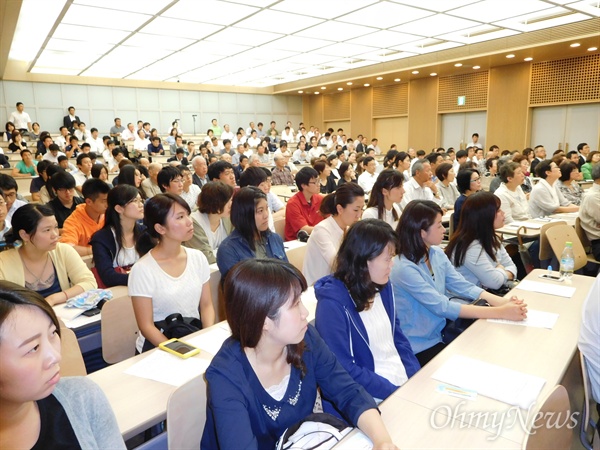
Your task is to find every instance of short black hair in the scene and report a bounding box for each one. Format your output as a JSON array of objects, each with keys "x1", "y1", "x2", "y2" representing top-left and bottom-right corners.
[
  {"x1": 50, "y1": 171, "x2": 76, "y2": 190},
  {"x1": 0, "y1": 174, "x2": 18, "y2": 192},
  {"x1": 81, "y1": 178, "x2": 110, "y2": 200},
  {"x1": 294, "y1": 166, "x2": 318, "y2": 191},
  {"x1": 239, "y1": 167, "x2": 268, "y2": 188},
  {"x1": 157, "y1": 166, "x2": 182, "y2": 192},
  {"x1": 76, "y1": 153, "x2": 91, "y2": 165},
  {"x1": 207, "y1": 161, "x2": 233, "y2": 181}
]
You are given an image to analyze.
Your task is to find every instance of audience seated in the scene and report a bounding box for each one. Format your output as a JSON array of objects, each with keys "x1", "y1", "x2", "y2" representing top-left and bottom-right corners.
[
  {"x1": 217, "y1": 186, "x2": 287, "y2": 278},
  {"x1": 0, "y1": 193, "x2": 10, "y2": 245},
  {"x1": 435, "y1": 163, "x2": 459, "y2": 210},
  {"x1": 284, "y1": 167, "x2": 323, "y2": 241},
  {"x1": 0, "y1": 204, "x2": 96, "y2": 305},
  {"x1": 11, "y1": 149, "x2": 37, "y2": 179},
  {"x1": 579, "y1": 164, "x2": 600, "y2": 261},
  {"x1": 529, "y1": 160, "x2": 578, "y2": 218},
  {"x1": 157, "y1": 165, "x2": 183, "y2": 196},
  {"x1": 129, "y1": 194, "x2": 215, "y2": 353},
  {"x1": 494, "y1": 162, "x2": 530, "y2": 224},
  {"x1": 392, "y1": 200, "x2": 527, "y2": 366},
  {"x1": 453, "y1": 169, "x2": 481, "y2": 229},
  {"x1": 446, "y1": 192, "x2": 517, "y2": 290},
  {"x1": 47, "y1": 171, "x2": 83, "y2": 228},
  {"x1": 90, "y1": 185, "x2": 144, "y2": 287},
  {"x1": 61, "y1": 178, "x2": 109, "y2": 257},
  {"x1": 581, "y1": 151, "x2": 599, "y2": 180},
  {"x1": 178, "y1": 165, "x2": 200, "y2": 211},
  {"x1": 207, "y1": 160, "x2": 236, "y2": 187},
  {"x1": 362, "y1": 169, "x2": 404, "y2": 229}
]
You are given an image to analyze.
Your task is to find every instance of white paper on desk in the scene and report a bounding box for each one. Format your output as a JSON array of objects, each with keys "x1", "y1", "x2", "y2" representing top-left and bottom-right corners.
[
  {"x1": 506, "y1": 221, "x2": 542, "y2": 229},
  {"x1": 125, "y1": 351, "x2": 209, "y2": 387},
  {"x1": 516, "y1": 280, "x2": 576, "y2": 298},
  {"x1": 488, "y1": 309, "x2": 559, "y2": 329},
  {"x1": 54, "y1": 304, "x2": 85, "y2": 321},
  {"x1": 431, "y1": 355, "x2": 546, "y2": 409},
  {"x1": 187, "y1": 327, "x2": 231, "y2": 356}
]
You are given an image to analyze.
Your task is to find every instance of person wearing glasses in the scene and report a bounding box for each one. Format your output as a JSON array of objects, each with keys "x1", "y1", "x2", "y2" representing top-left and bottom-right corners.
[
  {"x1": 91, "y1": 185, "x2": 145, "y2": 287},
  {"x1": 453, "y1": 169, "x2": 482, "y2": 230},
  {"x1": 529, "y1": 160, "x2": 579, "y2": 218},
  {"x1": 157, "y1": 166, "x2": 184, "y2": 197}
]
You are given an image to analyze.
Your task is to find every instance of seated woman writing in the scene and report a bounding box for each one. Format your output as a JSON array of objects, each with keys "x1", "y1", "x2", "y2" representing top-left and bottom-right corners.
[
  {"x1": 0, "y1": 204, "x2": 96, "y2": 305},
  {"x1": 391, "y1": 200, "x2": 527, "y2": 366},
  {"x1": 202, "y1": 259, "x2": 398, "y2": 449},
  {"x1": 0, "y1": 281, "x2": 125, "y2": 449},
  {"x1": 315, "y1": 219, "x2": 420, "y2": 404}
]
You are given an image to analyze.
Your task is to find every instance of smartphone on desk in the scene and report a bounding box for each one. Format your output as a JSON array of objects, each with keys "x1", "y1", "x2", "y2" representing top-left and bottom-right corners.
[
  {"x1": 539, "y1": 274, "x2": 562, "y2": 281},
  {"x1": 159, "y1": 338, "x2": 201, "y2": 359}
]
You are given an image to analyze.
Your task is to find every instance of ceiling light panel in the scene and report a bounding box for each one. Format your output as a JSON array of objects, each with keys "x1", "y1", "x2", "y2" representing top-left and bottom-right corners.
[
  {"x1": 235, "y1": 9, "x2": 324, "y2": 34},
  {"x1": 448, "y1": 0, "x2": 555, "y2": 22},
  {"x1": 162, "y1": 0, "x2": 259, "y2": 25},
  {"x1": 354, "y1": 49, "x2": 417, "y2": 62},
  {"x1": 282, "y1": 53, "x2": 337, "y2": 65},
  {"x1": 392, "y1": 14, "x2": 480, "y2": 36},
  {"x1": 337, "y1": 2, "x2": 434, "y2": 28},
  {"x1": 124, "y1": 33, "x2": 196, "y2": 51},
  {"x1": 45, "y1": 38, "x2": 114, "y2": 55},
  {"x1": 565, "y1": 1, "x2": 600, "y2": 17},
  {"x1": 35, "y1": 50, "x2": 100, "y2": 70},
  {"x1": 206, "y1": 27, "x2": 282, "y2": 47},
  {"x1": 494, "y1": 7, "x2": 590, "y2": 31},
  {"x1": 347, "y1": 30, "x2": 422, "y2": 47},
  {"x1": 295, "y1": 21, "x2": 377, "y2": 42},
  {"x1": 271, "y1": 0, "x2": 377, "y2": 19},
  {"x1": 183, "y1": 41, "x2": 251, "y2": 58},
  {"x1": 437, "y1": 26, "x2": 520, "y2": 44},
  {"x1": 62, "y1": 4, "x2": 151, "y2": 31},
  {"x1": 391, "y1": 39, "x2": 464, "y2": 54},
  {"x1": 52, "y1": 24, "x2": 130, "y2": 44},
  {"x1": 73, "y1": 0, "x2": 172, "y2": 14},
  {"x1": 261, "y1": 35, "x2": 333, "y2": 53},
  {"x1": 139, "y1": 17, "x2": 224, "y2": 39},
  {"x1": 389, "y1": 0, "x2": 481, "y2": 13},
  {"x1": 313, "y1": 43, "x2": 378, "y2": 58}
]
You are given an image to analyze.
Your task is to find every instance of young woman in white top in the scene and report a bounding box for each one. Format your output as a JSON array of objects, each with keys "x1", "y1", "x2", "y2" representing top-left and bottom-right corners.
[
  {"x1": 185, "y1": 181, "x2": 234, "y2": 264},
  {"x1": 302, "y1": 183, "x2": 365, "y2": 286},
  {"x1": 435, "y1": 163, "x2": 459, "y2": 210},
  {"x1": 393, "y1": 151, "x2": 411, "y2": 182},
  {"x1": 445, "y1": 192, "x2": 517, "y2": 290},
  {"x1": 362, "y1": 169, "x2": 404, "y2": 230},
  {"x1": 129, "y1": 194, "x2": 215, "y2": 352}
]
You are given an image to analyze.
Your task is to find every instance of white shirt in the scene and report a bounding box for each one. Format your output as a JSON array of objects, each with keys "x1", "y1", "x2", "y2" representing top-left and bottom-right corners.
[
  {"x1": 74, "y1": 129, "x2": 88, "y2": 142},
  {"x1": 281, "y1": 130, "x2": 295, "y2": 143},
  {"x1": 55, "y1": 135, "x2": 69, "y2": 150},
  {"x1": 42, "y1": 151, "x2": 66, "y2": 164},
  {"x1": 307, "y1": 146, "x2": 322, "y2": 161},
  {"x1": 579, "y1": 275, "x2": 600, "y2": 403},
  {"x1": 494, "y1": 183, "x2": 530, "y2": 224},
  {"x1": 87, "y1": 136, "x2": 104, "y2": 154},
  {"x1": 9, "y1": 111, "x2": 31, "y2": 129},
  {"x1": 72, "y1": 170, "x2": 91, "y2": 187},
  {"x1": 180, "y1": 184, "x2": 201, "y2": 211},
  {"x1": 121, "y1": 128, "x2": 136, "y2": 141},
  {"x1": 357, "y1": 171, "x2": 378, "y2": 194},
  {"x1": 128, "y1": 247, "x2": 210, "y2": 352},
  {"x1": 529, "y1": 178, "x2": 570, "y2": 218},
  {"x1": 220, "y1": 131, "x2": 234, "y2": 141},
  {"x1": 134, "y1": 137, "x2": 150, "y2": 151},
  {"x1": 247, "y1": 136, "x2": 260, "y2": 149},
  {"x1": 302, "y1": 216, "x2": 344, "y2": 286},
  {"x1": 191, "y1": 211, "x2": 228, "y2": 252},
  {"x1": 362, "y1": 205, "x2": 401, "y2": 230},
  {"x1": 400, "y1": 177, "x2": 436, "y2": 209}
]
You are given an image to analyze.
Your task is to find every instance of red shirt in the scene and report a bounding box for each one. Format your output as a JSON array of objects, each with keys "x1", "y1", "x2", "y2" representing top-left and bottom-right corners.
[{"x1": 284, "y1": 191, "x2": 323, "y2": 241}]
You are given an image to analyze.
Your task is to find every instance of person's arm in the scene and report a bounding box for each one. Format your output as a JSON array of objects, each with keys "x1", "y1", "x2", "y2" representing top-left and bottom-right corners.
[
  {"x1": 285, "y1": 197, "x2": 310, "y2": 238},
  {"x1": 462, "y1": 242, "x2": 510, "y2": 290},
  {"x1": 61, "y1": 222, "x2": 93, "y2": 257},
  {"x1": 496, "y1": 191, "x2": 515, "y2": 224},
  {"x1": 46, "y1": 243, "x2": 97, "y2": 306},
  {"x1": 216, "y1": 238, "x2": 242, "y2": 278},
  {"x1": 11, "y1": 164, "x2": 28, "y2": 178},
  {"x1": 356, "y1": 409, "x2": 398, "y2": 450},
  {"x1": 91, "y1": 233, "x2": 129, "y2": 287},
  {"x1": 131, "y1": 296, "x2": 168, "y2": 347},
  {"x1": 555, "y1": 185, "x2": 578, "y2": 211},
  {"x1": 459, "y1": 294, "x2": 527, "y2": 321},
  {"x1": 199, "y1": 281, "x2": 215, "y2": 328}
]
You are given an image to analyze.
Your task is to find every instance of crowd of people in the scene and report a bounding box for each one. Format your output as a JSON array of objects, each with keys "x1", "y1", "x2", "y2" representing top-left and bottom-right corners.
[{"x1": 1, "y1": 104, "x2": 599, "y2": 449}]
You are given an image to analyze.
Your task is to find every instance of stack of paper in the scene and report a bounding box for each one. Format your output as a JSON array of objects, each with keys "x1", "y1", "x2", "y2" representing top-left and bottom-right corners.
[
  {"x1": 488, "y1": 309, "x2": 559, "y2": 329},
  {"x1": 125, "y1": 351, "x2": 210, "y2": 387}
]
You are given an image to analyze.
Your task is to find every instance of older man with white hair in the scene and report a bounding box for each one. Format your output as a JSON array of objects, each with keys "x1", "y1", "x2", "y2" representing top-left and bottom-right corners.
[
  {"x1": 192, "y1": 156, "x2": 209, "y2": 189},
  {"x1": 271, "y1": 154, "x2": 294, "y2": 186},
  {"x1": 141, "y1": 162, "x2": 162, "y2": 198}
]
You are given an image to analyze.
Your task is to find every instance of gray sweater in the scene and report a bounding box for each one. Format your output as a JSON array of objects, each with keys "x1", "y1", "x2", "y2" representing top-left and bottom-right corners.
[{"x1": 52, "y1": 377, "x2": 126, "y2": 449}]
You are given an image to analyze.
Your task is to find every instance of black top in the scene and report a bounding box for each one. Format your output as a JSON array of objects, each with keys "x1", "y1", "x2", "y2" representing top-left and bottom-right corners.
[
  {"x1": 30, "y1": 177, "x2": 45, "y2": 194},
  {"x1": 9, "y1": 141, "x2": 27, "y2": 153},
  {"x1": 31, "y1": 392, "x2": 81, "y2": 450},
  {"x1": 48, "y1": 196, "x2": 84, "y2": 228},
  {"x1": 319, "y1": 175, "x2": 337, "y2": 194}
]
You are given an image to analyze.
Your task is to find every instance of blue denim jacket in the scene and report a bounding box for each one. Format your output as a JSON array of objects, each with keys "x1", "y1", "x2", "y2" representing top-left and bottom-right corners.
[
  {"x1": 216, "y1": 229, "x2": 288, "y2": 278},
  {"x1": 391, "y1": 246, "x2": 483, "y2": 353}
]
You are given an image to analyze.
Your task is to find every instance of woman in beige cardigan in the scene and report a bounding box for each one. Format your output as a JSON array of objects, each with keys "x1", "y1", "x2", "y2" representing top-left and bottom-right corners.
[{"x1": 0, "y1": 204, "x2": 96, "y2": 305}]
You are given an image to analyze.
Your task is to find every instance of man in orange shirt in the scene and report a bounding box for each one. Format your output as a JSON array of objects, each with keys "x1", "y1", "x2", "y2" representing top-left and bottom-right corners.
[{"x1": 61, "y1": 178, "x2": 109, "y2": 256}]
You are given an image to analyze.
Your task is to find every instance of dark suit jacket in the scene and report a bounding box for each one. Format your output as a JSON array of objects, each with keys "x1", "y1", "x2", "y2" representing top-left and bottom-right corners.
[
  {"x1": 192, "y1": 173, "x2": 208, "y2": 189},
  {"x1": 63, "y1": 115, "x2": 80, "y2": 133},
  {"x1": 167, "y1": 156, "x2": 189, "y2": 166},
  {"x1": 530, "y1": 157, "x2": 542, "y2": 176}
]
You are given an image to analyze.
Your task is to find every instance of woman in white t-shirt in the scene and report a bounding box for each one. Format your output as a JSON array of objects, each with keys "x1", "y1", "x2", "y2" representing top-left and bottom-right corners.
[
  {"x1": 129, "y1": 194, "x2": 215, "y2": 353},
  {"x1": 302, "y1": 183, "x2": 365, "y2": 286},
  {"x1": 185, "y1": 181, "x2": 234, "y2": 264},
  {"x1": 362, "y1": 169, "x2": 404, "y2": 230}
]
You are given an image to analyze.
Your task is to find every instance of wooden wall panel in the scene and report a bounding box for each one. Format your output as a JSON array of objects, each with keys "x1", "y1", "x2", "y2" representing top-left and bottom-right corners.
[
  {"x1": 408, "y1": 77, "x2": 439, "y2": 150},
  {"x1": 323, "y1": 91, "x2": 350, "y2": 121},
  {"x1": 373, "y1": 117, "x2": 408, "y2": 151},
  {"x1": 305, "y1": 95, "x2": 323, "y2": 131},
  {"x1": 487, "y1": 63, "x2": 531, "y2": 150},
  {"x1": 438, "y1": 71, "x2": 488, "y2": 112},
  {"x1": 351, "y1": 88, "x2": 372, "y2": 140},
  {"x1": 373, "y1": 83, "x2": 408, "y2": 117}
]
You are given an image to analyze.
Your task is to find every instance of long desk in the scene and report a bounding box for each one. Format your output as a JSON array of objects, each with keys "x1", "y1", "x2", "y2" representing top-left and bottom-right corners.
[
  {"x1": 336, "y1": 270, "x2": 596, "y2": 448},
  {"x1": 497, "y1": 213, "x2": 577, "y2": 238}
]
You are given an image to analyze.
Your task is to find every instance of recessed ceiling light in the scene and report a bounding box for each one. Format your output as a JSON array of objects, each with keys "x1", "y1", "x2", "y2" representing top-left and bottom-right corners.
[
  {"x1": 376, "y1": 76, "x2": 383, "y2": 80},
  {"x1": 506, "y1": 54, "x2": 515, "y2": 58},
  {"x1": 321, "y1": 86, "x2": 326, "y2": 90},
  {"x1": 454, "y1": 63, "x2": 462, "y2": 67},
  {"x1": 298, "y1": 90, "x2": 303, "y2": 94},
  {"x1": 314, "y1": 91, "x2": 319, "y2": 95},
  {"x1": 570, "y1": 43, "x2": 580, "y2": 48},
  {"x1": 394, "y1": 78, "x2": 401, "y2": 82},
  {"x1": 364, "y1": 83, "x2": 370, "y2": 87},
  {"x1": 524, "y1": 57, "x2": 533, "y2": 61},
  {"x1": 411, "y1": 70, "x2": 419, "y2": 74},
  {"x1": 347, "y1": 82, "x2": 353, "y2": 85},
  {"x1": 337, "y1": 87, "x2": 343, "y2": 91},
  {"x1": 473, "y1": 65, "x2": 480, "y2": 69},
  {"x1": 588, "y1": 47, "x2": 598, "y2": 51},
  {"x1": 430, "y1": 72, "x2": 437, "y2": 76}
]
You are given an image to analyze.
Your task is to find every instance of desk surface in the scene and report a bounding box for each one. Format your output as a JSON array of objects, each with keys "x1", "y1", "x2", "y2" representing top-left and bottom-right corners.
[{"x1": 497, "y1": 214, "x2": 576, "y2": 238}]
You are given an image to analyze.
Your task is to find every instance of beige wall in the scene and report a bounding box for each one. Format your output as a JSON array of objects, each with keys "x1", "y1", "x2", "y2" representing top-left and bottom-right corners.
[{"x1": 373, "y1": 117, "x2": 408, "y2": 151}]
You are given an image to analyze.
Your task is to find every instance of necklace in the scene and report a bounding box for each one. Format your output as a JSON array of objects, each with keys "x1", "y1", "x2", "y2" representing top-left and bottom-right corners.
[{"x1": 21, "y1": 251, "x2": 50, "y2": 285}]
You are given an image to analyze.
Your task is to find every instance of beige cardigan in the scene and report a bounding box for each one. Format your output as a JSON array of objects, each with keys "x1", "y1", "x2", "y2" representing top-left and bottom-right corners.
[{"x1": 0, "y1": 243, "x2": 97, "y2": 292}]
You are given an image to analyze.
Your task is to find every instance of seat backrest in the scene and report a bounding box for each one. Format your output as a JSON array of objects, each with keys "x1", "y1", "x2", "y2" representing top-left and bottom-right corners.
[
  {"x1": 101, "y1": 295, "x2": 138, "y2": 364},
  {"x1": 448, "y1": 212, "x2": 455, "y2": 239},
  {"x1": 539, "y1": 221, "x2": 567, "y2": 261},
  {"x1": 167, "y1": 375, "x2": 207, "y2": 450},
  {"x1": 286, "y1": 244, "x2": 307, "y2": 272},
  {"x1": 579, "y1": 352, "x2": 596, "y2": 450},
  {"x1": 575, "y1": 217, "x2": 592, "y2": 249},
  {"x1": 274, "y1": 216, "x2": 285, "y2": 240},
  {"x1": 59, "y1": 321, "x2": 87, "y2": 376},
  {"x1": 522, "y1": 385, "x2": 572, "y2": 450},
  {"x1": 545, "y1": 224, "x2": 588, "y2": 271}
]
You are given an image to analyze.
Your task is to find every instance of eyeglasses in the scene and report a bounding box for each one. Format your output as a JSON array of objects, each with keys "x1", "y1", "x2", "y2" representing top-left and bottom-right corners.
[
  {"x1": 470, "y1": 177, "x2": 481, "y2": 183},
  {"x1": 3, "y1": 192, "x2": 17, "y2": 198},
  {"x1": 171, "y1": 178, "x2": 184, "y2": 184}
]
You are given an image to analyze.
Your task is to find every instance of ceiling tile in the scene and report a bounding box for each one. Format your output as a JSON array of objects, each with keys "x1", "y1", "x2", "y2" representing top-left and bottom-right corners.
[
  {"x1": 235, "y1": 9, "x2": 324, "y2": 34},
  {"x1": 295, "y1": 21, "x2": 377, "y2": 42},
  {"x1": 389, "y1": 0, "x2": 482, "y2": 13},
  {"x1": 31, "y1": 67, "x2": 82, "y2": 76},
  {"x1": 493, "y1": 7, "x2": 592, "y2": 31},
  {"x1": 261, "y1": 35, "x2": 333, "y2": 52},
  {"x1": 447, "y1": 0, "x2": 555, "y2": 22},
  {"x1": 337, "y1": 2, "x2": 434, "y2": 28},
  {"x1": 206, "y1": 27, "x2": 283, "y2": 46},
  {"x1": 313, "y1": 42, "x2": 378, "y2": 57},
  {"x1": 391, "y1": 38, "x2": 464, "y2": 54},
  {"x1": 271, "y1": 0, "x2": 377, "y2": 18},
  {"x1": 391, "y1": 14, "x2": 481, "y2": 36},
  {"x1": 347, "y1": 30, "x2": 423, "y2": 47},
  {"x1": 45, "y1": 38, "x2": 114, "y2": 54},
  {"x1": 139, "y1": 17, "x2": 224, "y2": 39},
  {"x1": 565, "y1": 0, "x2": 600, "y2": 17},
  {"x1": 436, "y1": 26, "x2": 520, "y2": 44},
  {"x1": 73, "y1": 0, "x2": 172, "y2": 14},
  {"x1": 183, "y1": 41, "x2": 251, "y2": 57},
  {"x1": 52, "y1": 24, "x2": 130, "y2": 44},
  {"x1": 35, "y1": 50, "x2": 100, "y2": 69},
  {"x1": 162, "y1": 0, "x2": 259, "y2": 25},
  {"x1": 124, "y1": 33, "x2": 196, "y2": 51},
  {"x1": 62, "y1": 4, "x2": 151, "y2": 31},
  {"x1": 353, "y1": 48, "x2": 418, "y2": 62}
]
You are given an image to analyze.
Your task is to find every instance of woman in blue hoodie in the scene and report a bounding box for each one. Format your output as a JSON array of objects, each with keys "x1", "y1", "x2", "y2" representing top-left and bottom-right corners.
[{"x1": 314, "y1": 219, "x2": 420, "y2": 404}]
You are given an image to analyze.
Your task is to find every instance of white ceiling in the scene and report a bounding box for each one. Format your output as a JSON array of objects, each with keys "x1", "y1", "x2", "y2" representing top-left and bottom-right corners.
[{"x1": 11, "y1": 0, "x2": 600, "y2": 87}]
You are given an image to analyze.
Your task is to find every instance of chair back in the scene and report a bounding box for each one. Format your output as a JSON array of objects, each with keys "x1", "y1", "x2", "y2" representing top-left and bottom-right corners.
[
  {"x1": 274, "y1": 216, "x2": 286, "y2": 240},
  {"x1": 286, "y1": 244, "x2": 307, "y2": 272},
  {"x1": 579, "y1": 352, "x2": 597, "y2": 450},
  {"x1": 522, "y1": 385, "x2": 572, "y2": 450},
  {"x1": 167, "y1": 375, "x2": 207, "y2": 450},
  {"x1": 59, "y1": 321, "x2": 87, "y2": 376},
  {"x1": 545, "y1": 224, "x2": 588, "y2": 271},
  {"x1": 81, "y1": 254, "x2": 94, "y2": 270},
  {"x1": 575, "y1": 217, "x2": 592, "y2": 250},
  {"x1": 448, "y1": 212, "x2": 455, "y2": 239},
  {"x1": 101, "y1": 294, "x2": 138, "y2": 364},
  {"x1": 539, "y1": 221, "x2": 567, "y2": 261}
]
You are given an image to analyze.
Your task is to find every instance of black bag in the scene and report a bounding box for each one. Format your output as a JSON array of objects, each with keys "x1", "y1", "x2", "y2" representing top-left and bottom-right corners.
[
  {"x1": 442, "y1": 297, "x2": 489, "y2": 345},
  {"x1": 142, "y1": 313, "x2": 202, "y2": 352}
]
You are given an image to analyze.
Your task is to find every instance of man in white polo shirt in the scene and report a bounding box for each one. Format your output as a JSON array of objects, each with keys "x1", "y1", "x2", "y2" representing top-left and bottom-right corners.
[
  {"x1": 400, "y1": 160, "x2": 443, "y2": 210},
  {"x1": 9, "y1": 102, "x2": 32, "y2": 135}
]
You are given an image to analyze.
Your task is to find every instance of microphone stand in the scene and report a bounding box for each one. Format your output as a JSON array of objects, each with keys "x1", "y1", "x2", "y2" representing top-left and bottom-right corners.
[{"x1": 192, "y1": 115, "x2": 197, "y2": 136}]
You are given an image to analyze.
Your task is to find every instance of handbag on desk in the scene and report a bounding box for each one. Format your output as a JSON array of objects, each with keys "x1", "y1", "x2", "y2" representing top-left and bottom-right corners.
[{"x1": 442, "y1": 297, "x2": 489, "y2": 345}]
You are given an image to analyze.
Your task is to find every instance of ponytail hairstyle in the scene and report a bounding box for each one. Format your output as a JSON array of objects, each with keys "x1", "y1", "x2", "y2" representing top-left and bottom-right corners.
[
  {"x1": 319, "y1": 182, "x2": 364, "y2": 216},
  {"x1": 366, "y1": 169, "x2": 404, "y2": 222}
]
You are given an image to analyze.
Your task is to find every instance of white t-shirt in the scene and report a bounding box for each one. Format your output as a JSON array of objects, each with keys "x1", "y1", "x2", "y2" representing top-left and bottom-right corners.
[
  {"x1": 302, "y1": 216, "x2": 344, "y2": 286},
  {"x1": 362, "y1": 205, "x2": 401, "y2": 230},
  {"x1": 181, "y1": 184, "x2": 201, "y2": 211},
  {"x1": 128, "y1": 247, "x2": 210, "y2": 352},
  {"x1": 359, "y1": 293, "x2": 408, "y2": 401}
]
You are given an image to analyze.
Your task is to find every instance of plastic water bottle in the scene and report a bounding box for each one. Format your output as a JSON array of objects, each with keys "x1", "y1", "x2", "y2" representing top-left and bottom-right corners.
[{"x1": 559, "y1": 242, "x2": 575, "y2": 282}]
